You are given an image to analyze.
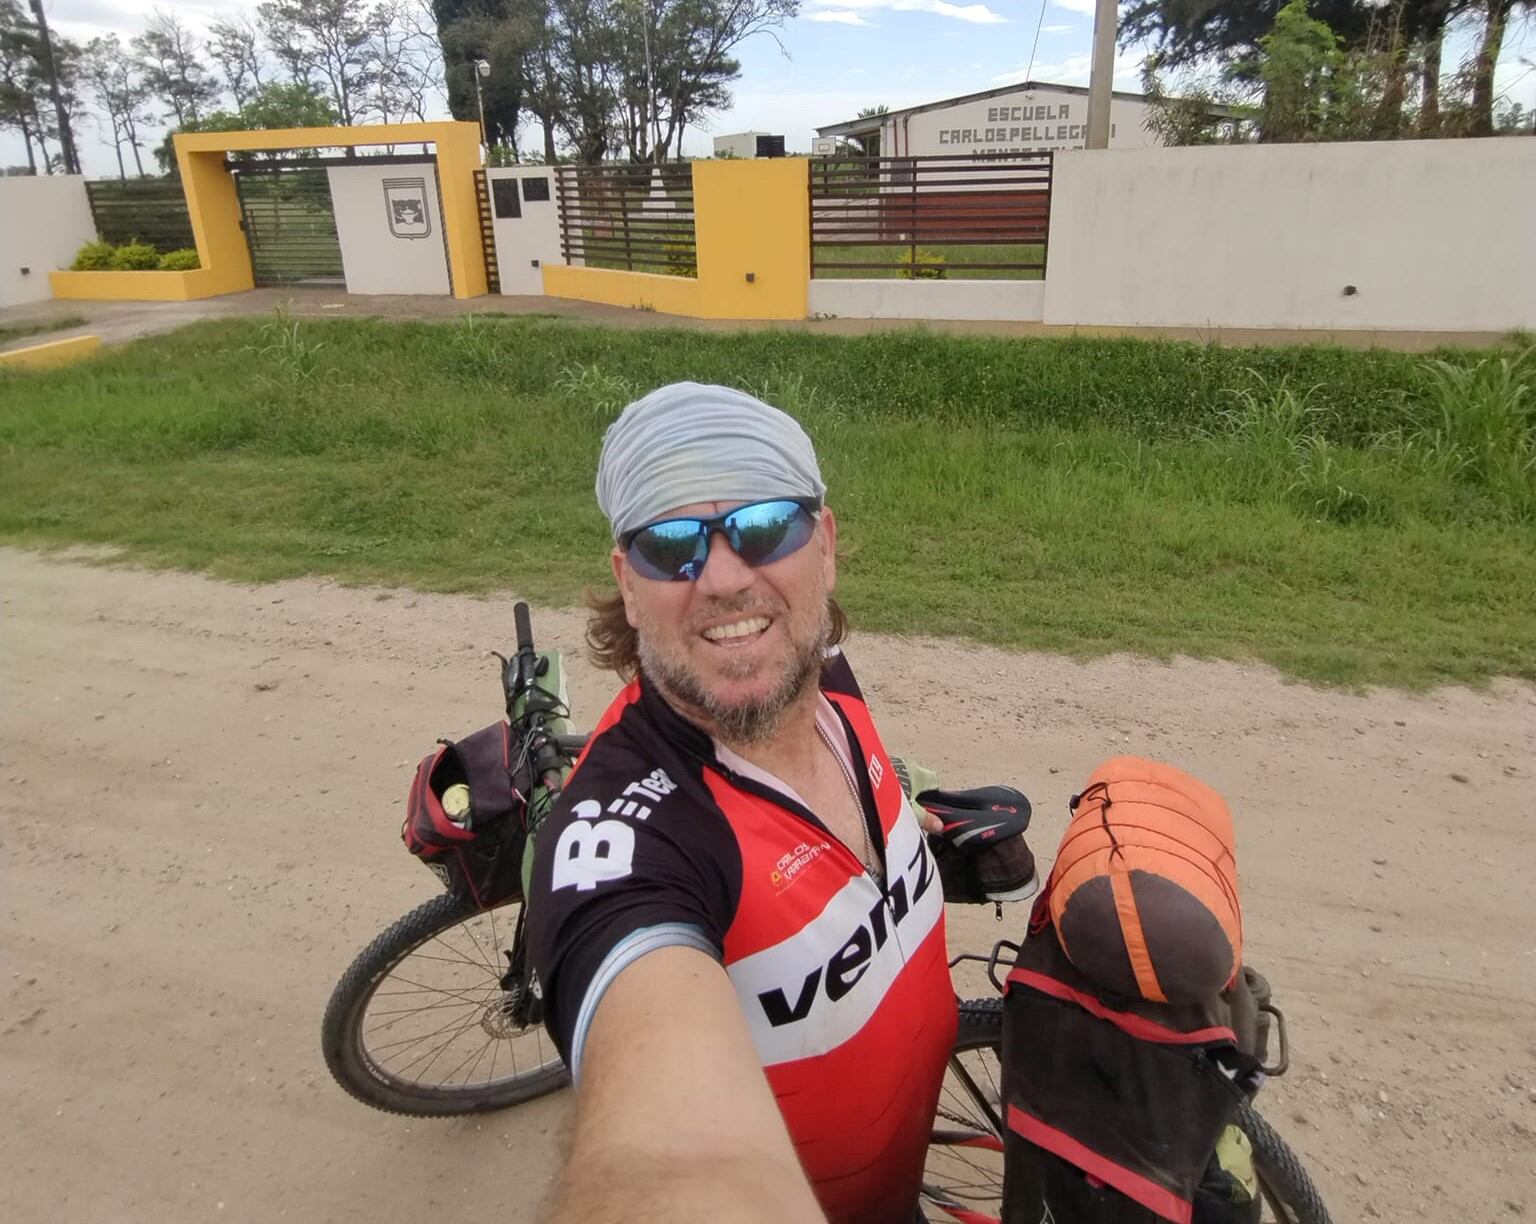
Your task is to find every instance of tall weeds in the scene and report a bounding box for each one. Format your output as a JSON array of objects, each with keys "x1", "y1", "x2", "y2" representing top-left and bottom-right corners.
[{"x1": 1400, "y1": 352, "x2": 1534, "y2": 521}]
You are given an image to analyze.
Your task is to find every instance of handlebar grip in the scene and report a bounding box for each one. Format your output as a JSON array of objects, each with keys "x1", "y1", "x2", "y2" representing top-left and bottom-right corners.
[{"x1": 513, "y1": 601, "x2": 534, "y2": 654}]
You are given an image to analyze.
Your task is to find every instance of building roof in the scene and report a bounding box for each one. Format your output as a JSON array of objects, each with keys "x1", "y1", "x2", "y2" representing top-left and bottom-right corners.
[{"x1": 816, "y1": 81, "x2": 1171, "y2": 137}]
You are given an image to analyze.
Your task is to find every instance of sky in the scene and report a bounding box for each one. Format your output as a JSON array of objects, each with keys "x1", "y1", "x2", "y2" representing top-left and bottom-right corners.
[{"x1": 5, "y1": 0, "x2": 1535, "y2": 174}]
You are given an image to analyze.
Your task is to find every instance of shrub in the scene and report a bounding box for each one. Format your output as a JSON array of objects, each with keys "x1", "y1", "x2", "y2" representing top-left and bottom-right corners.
[
  {"x1": 158, "y1": 248, "x2": 200, "y2": 271},
  {"x1": 71, "y1": 240, "x2": 116, "y2": 271},
  {"x1": 110, "y1": 241, "x2": 161, "y2": 271},
  {"x1": 662, "y1": 239, "x2": 697, "y2": 278},
  {"x1": 902, "y1": 248, "x2": 947, "y2": 280}
]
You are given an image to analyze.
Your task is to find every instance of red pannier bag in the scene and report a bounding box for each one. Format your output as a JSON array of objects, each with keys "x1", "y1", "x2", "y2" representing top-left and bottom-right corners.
[
  {"x1": 1001, "y1": 757, "x2": 1258, "y2": 1223},
  {"x1": 401, "y1": 720, "x2": 532, "y2": 910}
]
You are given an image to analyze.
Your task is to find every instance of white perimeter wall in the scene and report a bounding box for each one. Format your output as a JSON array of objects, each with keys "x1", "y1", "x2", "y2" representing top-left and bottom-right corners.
[
  {"x1": 486, "y1": 167, "x2": 563, "y2": 295},
  {"x1": 809, "y1": 279, "x2": 1044, "y2": 322},
  {"x1": 1043, "y1": 138, "x2": 1536, "y2": 332},
  {"x1": 327, "y1": 162, "x2": 450, "y2": 295},
  {"x1": 0, "y1": 175, "x2": 96, "y2": 307}
]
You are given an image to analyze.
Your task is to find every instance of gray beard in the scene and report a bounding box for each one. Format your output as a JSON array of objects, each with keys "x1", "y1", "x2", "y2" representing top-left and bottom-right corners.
[{"x1": 639, "y1": 608, "x2": 830, "y2": 746}]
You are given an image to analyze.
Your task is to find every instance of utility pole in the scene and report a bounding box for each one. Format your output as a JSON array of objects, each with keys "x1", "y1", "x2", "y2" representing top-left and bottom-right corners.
[
  {"x1": 28, "y1": 0, "x2": 79, "y2": 175},
  {"x1": 1085, "y1": 0, "x2": 1116, "y2": 150}
]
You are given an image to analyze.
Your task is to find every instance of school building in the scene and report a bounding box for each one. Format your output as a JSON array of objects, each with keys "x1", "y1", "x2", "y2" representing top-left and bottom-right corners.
[{"x1": 816, "y1": 81, "x2": 1167, "y2": 157}]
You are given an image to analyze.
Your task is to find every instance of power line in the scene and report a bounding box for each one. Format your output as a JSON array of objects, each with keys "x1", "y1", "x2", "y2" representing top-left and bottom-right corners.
[{"x1": 1024, "y1": 0, "x2": 1048, "y2": 85}]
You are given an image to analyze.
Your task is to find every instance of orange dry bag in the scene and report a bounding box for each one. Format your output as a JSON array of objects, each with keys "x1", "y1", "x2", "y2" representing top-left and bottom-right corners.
[{"x1": 1042, "y1": 756, "x2": 1242, "y2": 1005}]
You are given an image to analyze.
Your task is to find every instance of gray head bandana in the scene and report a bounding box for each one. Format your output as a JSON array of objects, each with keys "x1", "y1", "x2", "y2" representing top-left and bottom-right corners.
[{"x1": 596, "y1": 382, "x2": 827, "y2": 541}]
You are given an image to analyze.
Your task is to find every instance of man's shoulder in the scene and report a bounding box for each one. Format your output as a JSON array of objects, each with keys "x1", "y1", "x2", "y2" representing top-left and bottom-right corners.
[
  {"x1": 819, "y1": 647, "x2": 869, "y2": 706},
  {"x1": 530, "y1": 688, "x2": 741, "y2": 909},
  {"x1": 562, "y1": 679, "x2": 697, "y2": 809}
]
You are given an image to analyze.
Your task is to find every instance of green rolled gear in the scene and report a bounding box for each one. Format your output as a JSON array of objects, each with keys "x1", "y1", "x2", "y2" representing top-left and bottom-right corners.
[
  {"x1": 890, "y1": 755, "x2": 943, "y2": 803},
  {"x1": 519, "y1": 649, "x2": 573, "y2": 900},
  {"x1": 1201, "y1": 1123, "x2": 1260, "y2": 1207}
]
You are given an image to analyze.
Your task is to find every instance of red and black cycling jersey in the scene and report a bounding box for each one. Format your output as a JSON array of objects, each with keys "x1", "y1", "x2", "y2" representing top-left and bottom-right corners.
[{"x1": 527, "y1": 651, "x2": 957, "y2": 1224}]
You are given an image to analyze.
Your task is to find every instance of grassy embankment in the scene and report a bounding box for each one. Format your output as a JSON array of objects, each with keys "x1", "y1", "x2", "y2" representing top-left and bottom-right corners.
[
  {"x1": 0, "y1": 314, "x2": 88, "y2": 346},
  {"x1": 1, "y1": 313, "x2": 1532, "y2": 689}
]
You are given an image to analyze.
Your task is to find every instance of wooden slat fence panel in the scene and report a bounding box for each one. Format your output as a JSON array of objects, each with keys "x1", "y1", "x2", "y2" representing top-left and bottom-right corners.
[
  {"x1": 810, "y1": 153, "x2": 1053, "y2": 280},
  {"x1": 85, "y1": 179, "x2": 195, "y2": 251},
  {"x1": 554, "y1": 163, "x2": 697, "y2": 277}
]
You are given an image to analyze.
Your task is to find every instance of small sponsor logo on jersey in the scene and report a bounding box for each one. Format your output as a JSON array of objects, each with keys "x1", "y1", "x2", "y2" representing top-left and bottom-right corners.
[
  {"x1": 867, "y1": 754, "x2": 884, "y2": 788},
  {"x1": 769, "y1": 840, "x2": 832, "y2": 893},
  {"x1": 755, "y1": 834, "x2": 936, "y2": 1027}
]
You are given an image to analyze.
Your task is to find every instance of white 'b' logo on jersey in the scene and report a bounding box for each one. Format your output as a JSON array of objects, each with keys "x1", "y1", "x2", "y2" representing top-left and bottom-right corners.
[{"x1": 551, "y1": 799, "x2": 636, "y2": 891}]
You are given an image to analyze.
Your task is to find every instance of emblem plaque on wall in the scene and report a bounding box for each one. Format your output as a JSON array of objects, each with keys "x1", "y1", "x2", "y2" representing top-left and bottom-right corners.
[{"x1": 383, "y1": 177, "x2": 433, "y2": 240}]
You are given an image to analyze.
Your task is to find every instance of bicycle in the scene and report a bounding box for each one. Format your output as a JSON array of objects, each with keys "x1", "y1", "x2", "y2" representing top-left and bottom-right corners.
[{"x1": 322, "y1": 604, "x2": 1331, "y2": 1223}]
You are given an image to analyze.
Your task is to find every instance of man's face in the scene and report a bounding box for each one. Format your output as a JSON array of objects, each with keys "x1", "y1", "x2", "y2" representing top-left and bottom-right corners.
[{"x1": 611, "y1": 499, "x2": 839, "y2": 744}]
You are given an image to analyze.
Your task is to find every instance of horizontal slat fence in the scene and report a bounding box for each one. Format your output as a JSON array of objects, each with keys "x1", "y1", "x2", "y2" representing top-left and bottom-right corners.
[
  {"x1": 233, "y1": 168, "x2": 345, "y2": 286},
  {"x1": 555, "y1": 163, "x2": 697, "y2": 277},
  {"x1": 85, "y1": 179, "x2": 195, "y2": 250},
  {"x1": 810, "y1": 153, "x2": 1052, "y2": 280}
]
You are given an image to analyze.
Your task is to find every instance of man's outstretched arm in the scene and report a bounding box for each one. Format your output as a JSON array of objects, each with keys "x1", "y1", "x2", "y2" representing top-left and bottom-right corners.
[{"x1": 543, "y1": 944, "x2": 826, "y2": 1223}]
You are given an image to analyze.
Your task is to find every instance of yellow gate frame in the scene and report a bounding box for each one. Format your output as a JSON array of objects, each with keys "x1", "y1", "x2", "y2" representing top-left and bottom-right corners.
[{"x1": 51, "y1": 122, "x2": 487, "y2": 302}]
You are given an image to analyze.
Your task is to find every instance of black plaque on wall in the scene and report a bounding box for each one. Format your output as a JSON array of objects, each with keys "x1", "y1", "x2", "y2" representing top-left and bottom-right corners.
[
  {"x1": 522, "y1": 176, "x2": 551, "y2": 202},
  {"x1": 492, "y1": 178, "x2": 521, "y2": 219}
]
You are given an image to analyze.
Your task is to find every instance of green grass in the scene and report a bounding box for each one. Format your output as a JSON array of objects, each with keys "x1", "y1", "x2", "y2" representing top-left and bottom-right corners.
[
  {"x1": 2, "y1": 313, "x2": 1533, "y2": 690},
  {"x1": 813, "y1": 242, "x2": 1045, "y2": 280},
  {"x1": 0, "y1": 314, "x2": 88, "y2": 346}
]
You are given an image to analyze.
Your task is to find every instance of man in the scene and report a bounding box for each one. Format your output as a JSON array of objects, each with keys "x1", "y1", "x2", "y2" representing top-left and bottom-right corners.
[{"x1": 528, "y1": 382, "x2": 955, "y2": 1223}]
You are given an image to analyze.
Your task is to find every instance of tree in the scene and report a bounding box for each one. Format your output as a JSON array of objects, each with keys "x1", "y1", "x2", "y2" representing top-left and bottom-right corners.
[
  {"x1": 82, "y1": 35, "x2": 154, "y2": 178},
  {"x1": 1120, "y1": 1, "x2": 1447, "y2": 73},
  {"x1": 1468, "y1": 0, "x2": 1516, "y2": 135},
  {"x1": 0, "y1": 0, "x2": 86, "y2": 173},
  {"x1": 207, "y1": 17, "x2": 267, "y2": 110},
  {"x1": 436, "y1": 0, "x2": 796, "y2": 165},
  {"x1": 1140, "y1": 60, "x2": 1254, "y2": 144},
  {"x1": 132, "y1": 10, "x2": 220, "y2": 126},
  {"x1": 153, "y1": 81, "x2": 341, "y2": 173},
  {"x1": 27, "y1": 0, "x2": 80, "y2": 172},
  {"x1": 1137, "y1": 0, "x2": 1535, "y2": 144},
  {"x1": 1253, "y1": 0, "x2": 1344, "y2": 140},
  {"x1": 366, "y1": 0, "x2": 444, "y2": 124},
  {"x1": 0, "y1": 0, "x2": 46, "y2": 172},
  {"x1": 258, "y1": 0, "x2": 378, "y2": 126}
]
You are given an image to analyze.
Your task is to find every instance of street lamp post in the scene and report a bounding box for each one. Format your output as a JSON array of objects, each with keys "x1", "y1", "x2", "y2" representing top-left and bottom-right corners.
[{"x1": 474, "y1": 60, "x2": 491, "y2": 162}]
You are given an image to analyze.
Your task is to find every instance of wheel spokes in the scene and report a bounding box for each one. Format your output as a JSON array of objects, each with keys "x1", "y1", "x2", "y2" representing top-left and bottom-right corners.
[{"x1": 356, "y1": 902, "x2": 564, "y2": 1094}]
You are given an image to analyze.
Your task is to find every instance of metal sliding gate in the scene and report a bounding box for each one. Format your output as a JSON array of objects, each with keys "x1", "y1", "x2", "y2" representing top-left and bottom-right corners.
[{"x1": 231, "y1": 164, "x2": 345, "y2": 287}]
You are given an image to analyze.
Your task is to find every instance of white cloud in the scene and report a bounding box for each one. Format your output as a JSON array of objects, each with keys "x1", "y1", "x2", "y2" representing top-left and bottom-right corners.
[
  {"x1": 809, "y1": 0, "x2": 1008, "y2": 23},
  {"x1": 1050, "y1": 0, "x2": 1098, "y2": 14},
  {"x1": 990, "y1": 49, "x2": 1145, "y2": 88},
  {"x1": 806, "y1": 10, "x2": 873, "y2": 24},
  {"x1": 1042, "y1": 24, "x2": 1074, "y2": 35},
  {"x1": 907, "y1": 0, "x2": 1008, "y2": 22}
]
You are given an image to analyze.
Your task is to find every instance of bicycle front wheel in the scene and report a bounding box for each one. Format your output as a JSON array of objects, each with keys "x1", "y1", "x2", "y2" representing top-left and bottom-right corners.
[
  {"x1": 321, "y1": 891, "x2": 569, "y2": 1116},
  {"x1": 923, "y1": 998, "x2": 1332, "y2": 1224}
]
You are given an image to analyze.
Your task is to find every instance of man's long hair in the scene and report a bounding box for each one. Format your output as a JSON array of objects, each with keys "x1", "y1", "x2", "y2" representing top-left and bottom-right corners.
[{"x1": 585, "y1": 587, "x2": 849, "y2": 680}]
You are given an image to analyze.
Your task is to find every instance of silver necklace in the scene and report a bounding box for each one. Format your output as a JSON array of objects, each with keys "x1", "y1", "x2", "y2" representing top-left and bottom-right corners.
[{"x1": 817, "y1": 721, "x2": 880, "y2": 881}]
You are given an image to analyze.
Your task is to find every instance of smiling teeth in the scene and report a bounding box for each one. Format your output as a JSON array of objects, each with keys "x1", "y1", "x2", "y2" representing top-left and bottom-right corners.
[{"x1": 703, "y1": 617, "x2": 770, "y2": 641}]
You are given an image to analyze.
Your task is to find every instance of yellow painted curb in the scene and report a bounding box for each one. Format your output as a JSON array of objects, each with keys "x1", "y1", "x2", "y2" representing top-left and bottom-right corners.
[{"x1": 0, "y1": 334, "x2": 102, "y2": 370}]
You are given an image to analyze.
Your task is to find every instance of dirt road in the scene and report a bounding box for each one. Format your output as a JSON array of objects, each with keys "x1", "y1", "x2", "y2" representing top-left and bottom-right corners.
[{"x1": 2, "y1": 548, "x2": 1533, "y2": 1223}]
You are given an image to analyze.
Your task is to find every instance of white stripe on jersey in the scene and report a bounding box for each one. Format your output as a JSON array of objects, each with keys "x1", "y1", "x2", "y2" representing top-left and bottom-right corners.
[{"x1": 726, "y1": 795, "x2": 944, "y2": 1067}]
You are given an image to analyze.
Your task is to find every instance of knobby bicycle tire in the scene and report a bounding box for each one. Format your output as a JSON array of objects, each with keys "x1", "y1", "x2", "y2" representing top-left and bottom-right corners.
[
  {"x1": 947, "y1": 998, "x2": 1333, "y2": 1224},
  {"x1": 321, "y1": 891, "x2": 570, "y2": 1116}
]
